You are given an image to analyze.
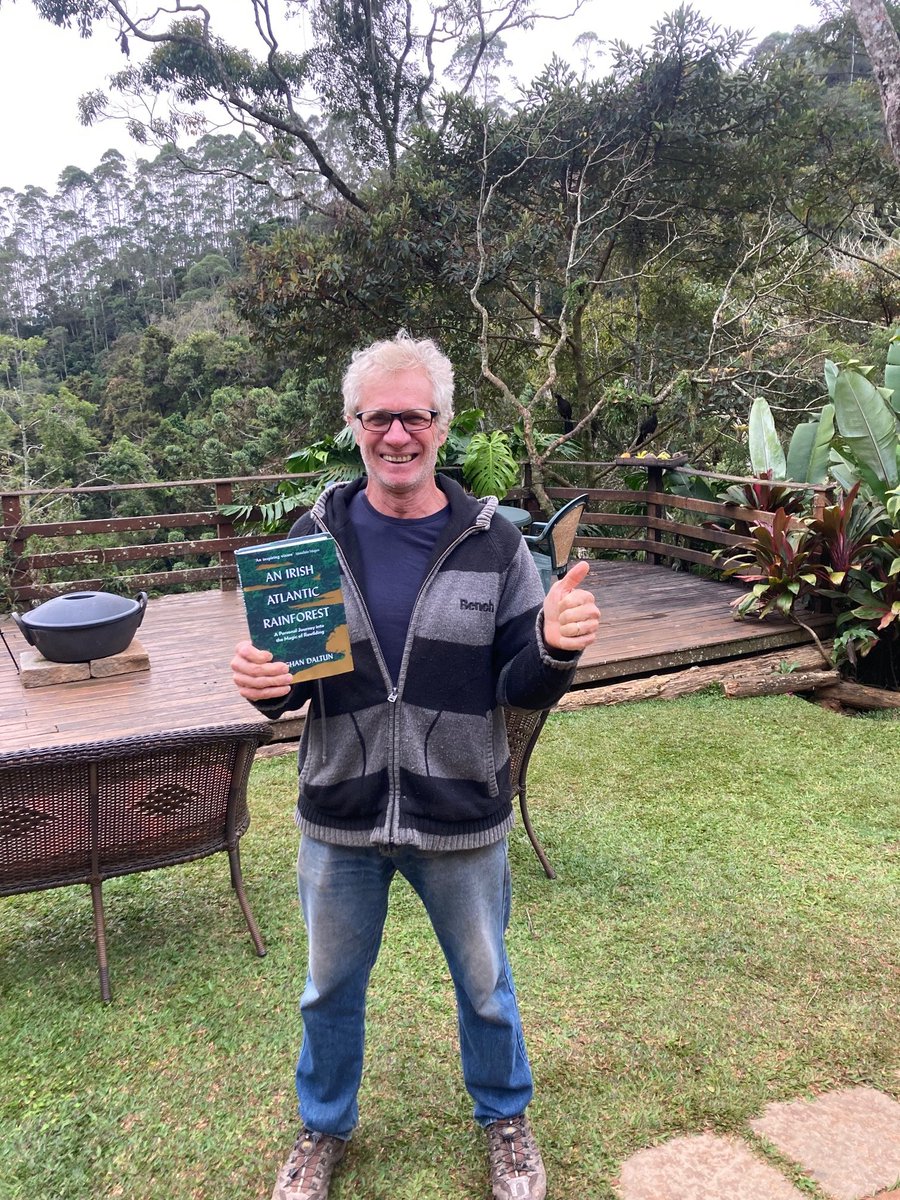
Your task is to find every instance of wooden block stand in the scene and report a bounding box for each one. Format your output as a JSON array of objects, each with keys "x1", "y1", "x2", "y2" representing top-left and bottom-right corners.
[{"x1": 19, "y1": 639, "x2": 150, "y2": 689}]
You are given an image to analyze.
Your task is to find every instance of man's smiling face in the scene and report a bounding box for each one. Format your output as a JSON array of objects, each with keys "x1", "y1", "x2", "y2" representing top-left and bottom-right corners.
[{"x1": 350, "y1": 367, "x2": 448, "y2": 513}]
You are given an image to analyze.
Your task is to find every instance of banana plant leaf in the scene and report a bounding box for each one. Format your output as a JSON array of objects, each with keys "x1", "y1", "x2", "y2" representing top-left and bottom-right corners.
[
  {"x1": 785, "y1": 404, "x2": 834, "y2": 484},
  {"x1": 824, "y1": 358, "x2": 839, "y2": 400},
  {"x1": 748, "y1": 397, "x2": 786, "y2": 478},
  {"x1": 832, "y1": 441, "x2": 895, "y2": 507},
  {"x1": 886, "y1": 337, "x2": 900, "y2": 417},
  {"x1": 832, "y1": 369, "x2": 899, "y2": 489},
  {"x1": 828, "y1": 449, "x2": 860, "y2": 494}
]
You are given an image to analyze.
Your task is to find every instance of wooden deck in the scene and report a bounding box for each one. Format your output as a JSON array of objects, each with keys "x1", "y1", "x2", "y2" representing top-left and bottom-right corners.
[
  {"x1": 574, "y1": 560, "x2": 830, "y2": 685},
  {"x1": 0, "y1": 562, "x2": 830, "y2": 755}
]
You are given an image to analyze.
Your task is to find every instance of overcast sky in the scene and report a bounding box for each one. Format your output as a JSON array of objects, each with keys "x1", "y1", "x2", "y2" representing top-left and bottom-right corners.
[{"x1": 0, "y1": 0, "x2": 822, "y2": 194}]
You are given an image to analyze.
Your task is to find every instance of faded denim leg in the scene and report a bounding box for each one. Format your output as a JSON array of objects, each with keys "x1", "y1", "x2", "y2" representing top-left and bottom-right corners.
[
  {"x1": 396, "y1": 839, "x2": 534, "y2": 1125},
  {"x1": 295, "y1": 836, "x2": 393, "y2": 1138},
  {"x1": 294, "y1": 836, "x2": 533, "y2": 1136}
]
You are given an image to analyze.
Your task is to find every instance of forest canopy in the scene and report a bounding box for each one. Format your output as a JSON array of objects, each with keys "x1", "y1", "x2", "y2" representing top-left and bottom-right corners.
[{"x1": 4, "y1": 0, "x2": 900, "y2": 506}]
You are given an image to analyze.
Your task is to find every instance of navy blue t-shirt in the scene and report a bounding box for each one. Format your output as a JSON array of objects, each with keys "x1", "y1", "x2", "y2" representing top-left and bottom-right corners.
[{"x1": 348, "y1": 490, "x2": 450, "y2": 684}]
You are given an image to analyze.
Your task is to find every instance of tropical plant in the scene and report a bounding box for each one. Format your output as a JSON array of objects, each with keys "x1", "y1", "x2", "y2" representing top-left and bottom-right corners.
[
  {"x1": 721, "y1": 507, "x2": 822, "y2": 619},
  {"x1": 436, "y1": 408, "x2": 484, "y2": 475},
  {"x1": 717, "y1": 397, "x2": 829, "y2": 512},
  {"x1": 808, "y1": 483, "x2": 884, "y2": 587},
  {"x1": 832, "y1": 481, "x2": 900, "y2": 680},
  {"x1": 841, "y1": 533, "x2": 900, "y2": 634},
  {"x1": 437, "y1": 407, "x2": 532, "y2": 498},
  {"x1": 461, "y1": 431, "x2": 520, "y2": 499},
  {"x1": 784, "y1": 404, "x2": 835, "y2": 487},
  {"x1": 723, "y1": 350, "x2": 900, "y2": 682},
  {"x1": 719, "y1": 469, "x2": 809, "y2": 515},
  {"x1": 826, "y1": 357, "x2": 900, "y2": 500},
  {"x1": 884, "y1": 335, "x2": 900, "y2": 415},
  {"x1": 220, "y1": 425, "x2": 360, "y2": 533}
]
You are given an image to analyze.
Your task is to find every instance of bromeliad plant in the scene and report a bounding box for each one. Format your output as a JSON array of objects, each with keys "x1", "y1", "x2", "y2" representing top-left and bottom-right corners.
[
  {"x1": 719, "y1": 342, "x2": 900, "y2": 679},
  {"x1": 722, "y1": 508, "x2": 822, "y2": 619}
]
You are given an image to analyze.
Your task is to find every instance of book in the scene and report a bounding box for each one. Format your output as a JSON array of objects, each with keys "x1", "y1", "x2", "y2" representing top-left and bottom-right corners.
[{"x1": 235, "y1": 534, "x2": 354, "y2": 683}]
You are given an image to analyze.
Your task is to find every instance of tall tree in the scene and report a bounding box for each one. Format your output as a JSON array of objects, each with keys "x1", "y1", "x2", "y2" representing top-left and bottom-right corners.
[
  {"x1": 29, "y1": 0, "x2": 583, "y2": 208},
  {"x1": 848, "y1": 0, "x2": 900, "y2": 170},
  {"x1": 229, "y1": 7, "x2": 900, "y2": 494}
]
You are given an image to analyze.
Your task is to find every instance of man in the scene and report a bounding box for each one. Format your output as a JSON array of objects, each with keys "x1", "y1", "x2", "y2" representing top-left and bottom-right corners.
[{"x1": 231, "y1": 331, "x2": 601, "y2": 1200}]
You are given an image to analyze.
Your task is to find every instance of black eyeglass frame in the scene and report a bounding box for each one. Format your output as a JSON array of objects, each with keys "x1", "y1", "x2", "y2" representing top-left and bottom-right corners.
[{"x1": 354, "y1": 408, "x2": 439, "y2": 432}]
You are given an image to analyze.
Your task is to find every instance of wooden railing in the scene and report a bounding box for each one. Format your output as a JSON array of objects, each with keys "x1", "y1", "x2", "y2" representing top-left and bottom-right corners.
[
  {"x1": 0, "y1": 474, "x2": 314, "y2": 603},
  {"x1": 1, "y1": 463, "x2": 833, "y2": 606},
  {"x1": 513, "y1": 461, "x2": 832, "y2": 573}
]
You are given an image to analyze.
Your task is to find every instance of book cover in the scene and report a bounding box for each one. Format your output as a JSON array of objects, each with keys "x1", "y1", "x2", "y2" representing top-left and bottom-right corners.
[{"x1": 235, "y1": 534, "x2": 354, "y2": 683}]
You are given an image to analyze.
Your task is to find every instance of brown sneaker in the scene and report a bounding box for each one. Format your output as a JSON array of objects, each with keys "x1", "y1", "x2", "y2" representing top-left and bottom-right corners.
[
  {"x1": 271, "y1": 1128, "x2": 347, "y2": 1200},
  {"x1": 486, "y1": 1114, "x2": 547, "y2": 1200}
]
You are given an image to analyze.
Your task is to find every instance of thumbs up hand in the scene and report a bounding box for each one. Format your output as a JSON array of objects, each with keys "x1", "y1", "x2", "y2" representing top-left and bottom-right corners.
[{"x1": 542, "y1": 559, "x2": 601, "y2": 651}]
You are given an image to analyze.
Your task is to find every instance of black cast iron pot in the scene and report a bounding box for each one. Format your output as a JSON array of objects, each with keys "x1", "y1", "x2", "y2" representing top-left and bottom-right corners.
[{"x1": 12, "y1": 591, "x2": 148, "y2": 663}]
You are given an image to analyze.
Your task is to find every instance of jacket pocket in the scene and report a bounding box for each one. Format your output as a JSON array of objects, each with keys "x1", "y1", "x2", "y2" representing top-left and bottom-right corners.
[
  {"x1": 422, "y1": 710, "x2": 500, "y2": 798},
  {"x1": 298, "y1": 711, "x2": 367, "y2": 793}
]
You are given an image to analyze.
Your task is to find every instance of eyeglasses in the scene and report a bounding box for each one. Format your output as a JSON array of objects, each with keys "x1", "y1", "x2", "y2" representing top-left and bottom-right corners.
[{"x1": 355, "y1": 408, "x2": 438, "y2": 433}]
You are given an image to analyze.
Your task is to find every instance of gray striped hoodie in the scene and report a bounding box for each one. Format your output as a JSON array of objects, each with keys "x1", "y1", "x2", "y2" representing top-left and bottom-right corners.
[{"x1": 254, "y1": 475, "x2": 579, "y2": 851}]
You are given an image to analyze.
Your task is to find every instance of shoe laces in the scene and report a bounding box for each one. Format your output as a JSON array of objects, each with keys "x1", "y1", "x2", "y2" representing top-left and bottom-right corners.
[
  {"x1": 286, "y1": 1128, "x2": 340, "y2": 1186},
  {"x1": 488, "y1": 1115, "x2": 538, "y2": 1175}
]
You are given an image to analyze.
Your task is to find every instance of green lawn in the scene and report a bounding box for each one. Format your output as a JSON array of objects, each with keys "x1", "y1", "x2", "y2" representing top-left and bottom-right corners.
[{"x1": 1, "y1": 694, "x2": 898, "y2": 1200}]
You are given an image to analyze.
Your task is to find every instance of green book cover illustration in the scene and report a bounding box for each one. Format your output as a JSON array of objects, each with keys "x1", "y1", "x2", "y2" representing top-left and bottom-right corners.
[{"x1": 235, "y1": 534, "x2": 354, "y2": 683}]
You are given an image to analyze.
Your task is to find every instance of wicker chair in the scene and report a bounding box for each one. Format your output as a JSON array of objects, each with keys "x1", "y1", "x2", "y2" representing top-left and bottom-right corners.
[
  {"x1": 523, "y1": 493, "x2": 589, "y2": 592},
  {"x1": 503, "y1": 706, "x2": 555, "y2": 879},
  {"x1": 0, "y1": 721, "x2": 273, "y2": 1002}
]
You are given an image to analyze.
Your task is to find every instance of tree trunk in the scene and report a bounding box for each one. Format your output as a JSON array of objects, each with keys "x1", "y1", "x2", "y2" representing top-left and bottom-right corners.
[
  {"x1": 723, "y1": 670, "x2": 838, "y2": 699},
  {"x1": 815, "y1": 678, "x2": 900, "y2": 710},
  {"x1": 556, "y1": 645, "x2": 833, "y2": 709},
  {"x1": 849, "y1": 0, "x2": 900, "y2": 172}
]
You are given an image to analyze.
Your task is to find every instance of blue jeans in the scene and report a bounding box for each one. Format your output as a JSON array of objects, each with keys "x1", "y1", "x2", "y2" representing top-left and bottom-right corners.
[{"x1": 295, "y1": 835, "x2": 533, "y2": 1138}]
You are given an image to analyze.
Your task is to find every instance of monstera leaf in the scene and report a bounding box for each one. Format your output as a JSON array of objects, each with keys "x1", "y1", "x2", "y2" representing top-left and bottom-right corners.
[{"x1": 462, "y1": 431, "x2": 521, "y2": 499}]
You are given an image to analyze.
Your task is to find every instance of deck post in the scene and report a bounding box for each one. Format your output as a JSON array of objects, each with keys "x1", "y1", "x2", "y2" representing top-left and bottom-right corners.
[
  {"x1": 646, "y1": 464, "x2": 665, "y2": 566},
  {"x1": 1, "y1": 493, "x2": 28, "y2": 606},
  {"x1": 215, "y1": 481, "x2": 237, "y2": 592}
]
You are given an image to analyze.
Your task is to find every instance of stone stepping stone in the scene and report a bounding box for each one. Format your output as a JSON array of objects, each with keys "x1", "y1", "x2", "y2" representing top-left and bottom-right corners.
[
  {"x1": 750, "y1": 1087, "x2": 900, "y2": 1200},
  {"x1": 616, "y1": 1132, "x2": 806, "y2": 1199}
]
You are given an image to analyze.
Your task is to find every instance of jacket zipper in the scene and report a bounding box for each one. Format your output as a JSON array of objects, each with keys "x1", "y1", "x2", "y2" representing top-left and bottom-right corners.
[
  {"x1": 383, "y1": 526, "x2": 481, "y2": 842},
  {"x1": 311, "y1": 511, "x2": 401, "y2": 843}
]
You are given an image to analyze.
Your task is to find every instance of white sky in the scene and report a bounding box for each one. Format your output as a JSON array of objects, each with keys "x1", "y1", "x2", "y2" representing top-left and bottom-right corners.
[{"x1": 0, "y1": 0, "x2": 822, "y2": 193}]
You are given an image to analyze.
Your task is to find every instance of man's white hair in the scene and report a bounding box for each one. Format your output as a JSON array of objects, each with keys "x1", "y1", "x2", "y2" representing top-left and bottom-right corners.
[{"x1": 342, "y1": 330, "x2": 455, "y2": 430}]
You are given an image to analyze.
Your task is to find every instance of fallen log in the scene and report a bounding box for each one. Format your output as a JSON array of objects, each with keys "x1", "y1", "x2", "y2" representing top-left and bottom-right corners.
[
  {"x1": 557, "y1": 643, "x2": 833, "y2": 710},
  {"x1": 814, "y1": 678, "x2": 900, "y2": 711},
  {"x1": 723, "y1": 670, "x2": 838, "y2": 699}
]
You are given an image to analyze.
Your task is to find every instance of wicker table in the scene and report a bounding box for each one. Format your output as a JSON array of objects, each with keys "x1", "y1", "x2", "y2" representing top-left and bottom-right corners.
[{"x1": 0, "y1": 721, "x2": 273, "y2": 1001}]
